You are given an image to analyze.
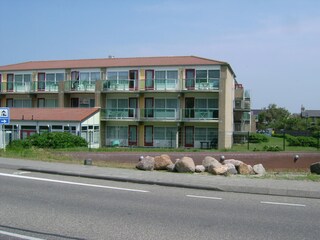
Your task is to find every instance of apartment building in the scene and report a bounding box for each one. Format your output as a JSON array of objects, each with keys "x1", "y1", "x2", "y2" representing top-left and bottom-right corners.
[{"x1": 0, "y1": 56, "x2": 251, "y2": 149}]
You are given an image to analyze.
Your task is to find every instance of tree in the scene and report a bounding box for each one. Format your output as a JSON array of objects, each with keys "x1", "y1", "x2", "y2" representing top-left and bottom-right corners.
[{"x1": 257, "y1": 104, "x2": 290, "y2": 131}]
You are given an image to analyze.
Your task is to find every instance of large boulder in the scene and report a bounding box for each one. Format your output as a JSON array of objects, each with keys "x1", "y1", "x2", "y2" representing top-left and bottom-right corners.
[
  {"x1": 253, "y1": 164, "x2": 266, "y2": 175},
  {"x1": 154, "y1": 154, "x2": 173, "y2": 170},
  {"x1": 208, "y1": 165, "x2": 229, "y2": 175},
  {"x1": 166, "y1": 163, "x2": 176, "y2": 172},
  {"x1": 202, "y1": 156, "x2": 220, "y2": 171},
  {"x1": 175, "y1": 157, "x2": 195, "y2": 173},
  {"x1": 136, "y1": 156, "x2": 154, "y2": 171},
  {"x1": 223, "y1": 159, "x2": 244, "y2": 167},
  {"x1": 225, "y1": 163, "x2": 238, "y2": 175},
  {"x1": 195, "y1": 165, "x2": 205, "y2": 173},
  {"x1": 310, "y1": 162, "x2": 320, "y2": 174},
  {"x1": 202, "y1": 156, "x2": 222, "y2": 171},
  {"x1": 238, "y1": 163, "x2": 253, "y2": 175}
]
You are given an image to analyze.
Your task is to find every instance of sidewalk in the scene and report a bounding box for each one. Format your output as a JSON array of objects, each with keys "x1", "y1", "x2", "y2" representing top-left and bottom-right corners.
[{"x1": 0, "y1": 157, "x2": 319, "y2": 199}]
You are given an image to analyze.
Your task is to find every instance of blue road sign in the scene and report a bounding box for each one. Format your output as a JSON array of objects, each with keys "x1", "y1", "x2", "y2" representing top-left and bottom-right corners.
[{"x1": 0, "y1": 108, "x2": 10, "y2": 125}]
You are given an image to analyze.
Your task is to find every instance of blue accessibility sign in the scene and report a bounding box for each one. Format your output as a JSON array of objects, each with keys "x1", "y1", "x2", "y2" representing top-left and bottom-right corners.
[{"x1": 0, "y1": 108, "x2": 10, "y2": 124}]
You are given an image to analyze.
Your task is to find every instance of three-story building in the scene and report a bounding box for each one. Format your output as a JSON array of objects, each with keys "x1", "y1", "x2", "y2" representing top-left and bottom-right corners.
[{"x1": 0, "y1": 56, "x2": 251, "y2": 149}]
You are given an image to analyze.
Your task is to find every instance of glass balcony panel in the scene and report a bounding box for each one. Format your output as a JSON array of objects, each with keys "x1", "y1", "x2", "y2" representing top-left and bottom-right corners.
[
  {"x1": 103, "y1": 80, "x2": 135, "y2": 91},
  {"x1": 183, "y1": 108, "x2": 218, "y2": 120},
  {"x1": 102, "y1": 108, "x2": 137, "y2": 119},
  {"x1": 154, "y1": 79, "x2": 177, "y2": 90},
  {"x1": 64, "y1": 80, "x2": 95, "y2": 92},
  {"x1": 142, "y1": 108, "x2": 178, "y2": 120},
  {"x1": 185, "y1": 78, "x2": 219, "y2": 90}
]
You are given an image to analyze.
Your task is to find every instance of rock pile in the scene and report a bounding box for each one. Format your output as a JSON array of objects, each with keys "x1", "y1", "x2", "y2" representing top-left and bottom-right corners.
[{"x1": 136, "y1": 155, "x2": 266, "y2": 176}]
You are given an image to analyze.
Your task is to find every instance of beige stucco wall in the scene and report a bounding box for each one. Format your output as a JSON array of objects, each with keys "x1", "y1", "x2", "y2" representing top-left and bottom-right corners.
[{"x1": 218, "y1": 65, "x2": 235, "y2": 149}]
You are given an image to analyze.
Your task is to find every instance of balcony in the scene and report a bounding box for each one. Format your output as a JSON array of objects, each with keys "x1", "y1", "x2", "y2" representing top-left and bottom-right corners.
[
  {"x1": 183, "y1": 78, "x2": 219, "y2": 91},
  {"x1": 101, "y1": 108, "x2": 138, "y2": 120},
  {"x1": 183, "y1": 108, "x2": 219, "y2": 120},
  {"x1": 32, "y1": 81, "x2": 59, "y2": 92},
  {"x1": 102, "y1": 80, "x2": 137, "y2": 92},
  {"x1": 145, "y1": 79, "x2": 179, "y2": 91},
  {"x1": 64, "y1": 80, "x2": 96, "y2": 92},
  {"x1": 1, "y1": 82, "x2": 32, "y2": 93},
  {"x1": 234, "y1": 122, "x2": 251, "y2": 132},
  {"x1": 140, "y1": 108, "x2": 179, "y2": 120},
  {"x1": 234, "y1": 99, "x2": 251, "y2": 111}
]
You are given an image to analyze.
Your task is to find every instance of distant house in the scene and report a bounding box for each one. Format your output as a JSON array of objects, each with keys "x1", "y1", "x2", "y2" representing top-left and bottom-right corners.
[{"x1": 301, "y1": 106, "x2": 320, "y2": 126}]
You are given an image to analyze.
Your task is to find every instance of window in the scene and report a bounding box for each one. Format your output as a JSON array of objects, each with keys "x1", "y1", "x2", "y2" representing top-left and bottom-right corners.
[
  {"x1": 80, "y1": 72, "x2": 89, "y2": 81},
  {"x1": 6, "y1": 98, "x2": 13, "y2": 107},
  {"x1": 196, "y1": 70, "x2": 207, "y2": 82},
  {"x1": 46, "y1": 73, "x2": 55, "y2": 82},
  {"x1": 12, "y1": 99, "x2": 32, "y2": 108},
  {"x1": 107, "y1": 72, "x2": 117, "y2": 80},
  {"x1": 155, "y1": 71, "x2": 165, "y2": 80},
  {"x1": 145, "y1": 70, "x2": 154, "y2": 89},
  {"x1": 91, "y1": 72, "x2": 100, "y2": 81},
  {"x1": 195, "y1": 99, "x2": 218, "y2": 108},
  {"x1": 144, "y1": 126, "x2": 153, "y2": 146},
  {"x1": 107, "y1": 99, "x2": 128, "y2": 109},
  {"x1": 167, "y1": 70, "x2": 178, "y2": 80},
  {"x1": 107, "y1": 126, "x2": 128, "y2": 143},
  {"x1": 153, "y1": 70, "x2": 178, "y2": 90},
  {"x1": 56, "y1": 73, "x2": 64, "y2": 82},
  {"x1": 154, "y1": 127, "x2": 177, "y2": 140},
  {"x1": 208, "y1": 70, "x2": 220, "y2": 79},
  {"x1": 195, "y1": 128, "x2": 218, "y2": 141},
  {"x1": 107, "y1": 71, "x2": 128, "y2": 80},
  {"x1": 154, "y1": 70, "x2": 178, "y2": 80},
  {"x1": 38, "y1": 98, "x2": 58, "y2": 108}
]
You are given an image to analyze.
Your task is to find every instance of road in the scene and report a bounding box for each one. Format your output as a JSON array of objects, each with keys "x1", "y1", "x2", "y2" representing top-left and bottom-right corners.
[{"x1": 0, "y1": 168, "x2": 319, "y2": 240}]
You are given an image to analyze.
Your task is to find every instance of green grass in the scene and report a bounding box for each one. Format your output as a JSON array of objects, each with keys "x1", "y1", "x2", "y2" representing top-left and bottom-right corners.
[
  {"x1": 231, "y1": 136, "x2": 320, "y2": 152},
  {"x1": 1, "y1": 137, "x2": 320, "y2": 181}
]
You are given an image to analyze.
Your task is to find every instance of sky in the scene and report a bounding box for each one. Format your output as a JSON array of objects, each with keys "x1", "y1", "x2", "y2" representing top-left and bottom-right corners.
[{"x1": 0, "y1": 0, "x2": 319, "y2": 113}]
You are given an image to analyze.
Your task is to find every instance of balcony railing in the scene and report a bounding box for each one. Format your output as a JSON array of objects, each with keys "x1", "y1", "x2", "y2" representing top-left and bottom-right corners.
[
  {"x1": 1, "y1": 82, "x2": 32, "y2": 93},
  {"x1": 32, "y1": 81, "x2": 59, "y2": 92},
  {"x1": 100, "y1": 108, "x2": 219, "y2": 121},
  {"x1": 140, "y1": 108, "x2": 179, "y2": 120},
  {"x1": 64, "y1": 80, "x2": 96, "y2": 92},
  {"x1": 183, "y1": 108, "x2": 219, "y2": 120},
  {"x1": 101, "y1": 108, "x2": 138, "y2": 120},
  {"x1": 145, "y1": 79, "x2": 178, "y2": 91},
  {"x1": 184, "y1": 78, "x2": 219, "y2": 91},
  {"x1": 102, "y1": 80, "x2": 137, "y2": 91},
  {"x1": 234, "y1": 100, "x2": 251, "y2": 110}
]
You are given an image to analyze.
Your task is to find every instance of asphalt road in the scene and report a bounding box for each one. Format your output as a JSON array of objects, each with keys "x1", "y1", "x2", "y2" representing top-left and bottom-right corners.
[{"x1": 0, "y1": 169, "x2": 319, "y2": 240}]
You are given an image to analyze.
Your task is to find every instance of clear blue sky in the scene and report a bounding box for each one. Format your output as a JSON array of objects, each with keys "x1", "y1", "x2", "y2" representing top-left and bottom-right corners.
[{"x1": 1, "y1": 0, "x2": 319, "y2": 113}]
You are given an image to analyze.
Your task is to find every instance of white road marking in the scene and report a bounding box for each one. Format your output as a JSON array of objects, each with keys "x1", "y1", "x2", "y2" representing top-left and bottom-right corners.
[
  {"x1": 13, "y1": 171, "x2": 31, "y2": 175},
  {"x1": 186, "y1": 194, "x2": 222, "y2": 200},
  {"x1": 0, "y1": 230, "x2": 45, "y2": 240},
  {"x1": 260, "y1": 201, "x2": 306, "y2": 207},
  {"x1": 0, "y1": 173, "x2": 149, "y2": 193}
]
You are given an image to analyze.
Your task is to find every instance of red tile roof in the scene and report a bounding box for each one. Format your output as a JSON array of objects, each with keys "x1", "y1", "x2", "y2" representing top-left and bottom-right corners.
[
  {"x1": 0, "y1": 56, "x2": 228, "y2": 71},
  {"x1": 9, "y1": 108, "x2": 100, "y2": 122}
]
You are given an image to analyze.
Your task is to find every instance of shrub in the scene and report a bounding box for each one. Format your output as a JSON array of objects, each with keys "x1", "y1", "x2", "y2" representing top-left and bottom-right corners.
[
  {"x1": 263, "y1": 145, "x2": 282, "y2": 151},
  {"x1": 8, "y1": 132, "x2": 88, "y2": 149},
  {"x1": 249, "y1": 133, "x2": 269, "y2": 143},
  {"x1": 286, "y1": 135, "x2": 317, "y2": 147}
]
